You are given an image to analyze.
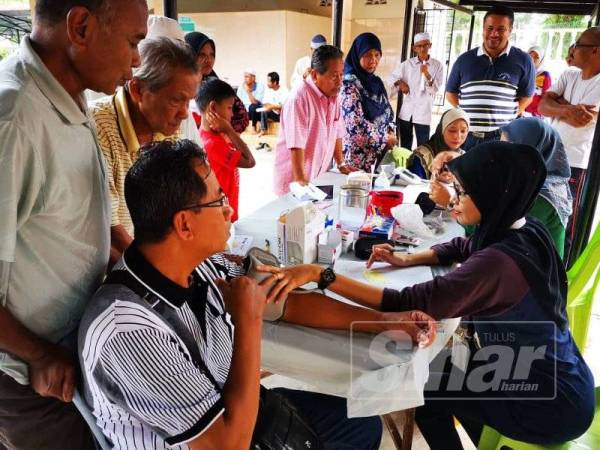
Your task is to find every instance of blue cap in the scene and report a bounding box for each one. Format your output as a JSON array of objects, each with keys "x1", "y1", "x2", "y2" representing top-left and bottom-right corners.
[{"x1": 311, "y1": 34, "x2": 327, "y2": 49}]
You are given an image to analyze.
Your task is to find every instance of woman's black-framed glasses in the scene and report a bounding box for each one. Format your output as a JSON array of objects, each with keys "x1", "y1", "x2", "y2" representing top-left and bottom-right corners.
[{"x1": 181, "y1": 195, "x2": 229, "y2": 211}]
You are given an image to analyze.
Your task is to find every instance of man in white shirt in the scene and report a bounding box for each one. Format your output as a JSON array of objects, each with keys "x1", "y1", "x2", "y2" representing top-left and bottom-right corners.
[
  {"x1": 388, "y1": 32, "x2": 444, "y2": 149},
  {"x1": 290, "y1": 34, "x2": 327, "y2": 91},
  {"x1": 539, "y1": 26, "x2": 600, "y2": 250},
  {"x1": 259, "y1": 71, "x2": 289, "y2": 136},
  {"x1": 236, "y1": 68, "x2": 266, "y2": 133}
]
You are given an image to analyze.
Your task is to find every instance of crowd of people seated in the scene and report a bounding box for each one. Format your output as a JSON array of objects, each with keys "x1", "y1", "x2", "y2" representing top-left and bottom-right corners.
[{"x1": 0, "y1": 1, "x2": 598, "y2": 449}]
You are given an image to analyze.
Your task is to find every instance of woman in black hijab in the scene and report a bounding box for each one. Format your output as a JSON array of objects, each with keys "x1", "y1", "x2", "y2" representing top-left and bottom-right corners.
[
  {"x1": 258, "y1": 141, "x2": 595, "y2": 449},
  {"x1": 185, "y1": 32, "x2": 249, "y2": 133}
]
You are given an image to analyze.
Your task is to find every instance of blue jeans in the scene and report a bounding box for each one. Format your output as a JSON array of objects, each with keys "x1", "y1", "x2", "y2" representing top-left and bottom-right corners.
[
  {"x1": 276, "y1": 388, "x2": 383, "y2": 450},
  {"x1": 399, "y1": 118, "x2": 430, "y2": 149}
]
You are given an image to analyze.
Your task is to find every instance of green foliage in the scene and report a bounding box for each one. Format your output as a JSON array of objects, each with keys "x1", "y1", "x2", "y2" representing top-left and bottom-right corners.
[
  {"x1": 0, "y1": 47, "x2": 10, "y2": 60},
  {"x1": 543, "y1": 15, "x2": 587, "y2": 28}
]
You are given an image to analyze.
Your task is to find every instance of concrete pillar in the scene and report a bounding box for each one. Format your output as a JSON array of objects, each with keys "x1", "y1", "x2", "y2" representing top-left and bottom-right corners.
[{"x1": 151, "y1": 0, "x2": 165, "y2": 16}]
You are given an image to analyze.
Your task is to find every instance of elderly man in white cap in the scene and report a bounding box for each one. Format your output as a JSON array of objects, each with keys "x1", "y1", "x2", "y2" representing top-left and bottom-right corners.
[
  {"x1": 237, "y1": 67, "x2": 266, "y2": 133},
  {"x1": 388, "y1": 31, "x2": 444, "y2": 149},
  {"x1": 290, "y1": 33, "x2": 327, "y2": 90}
]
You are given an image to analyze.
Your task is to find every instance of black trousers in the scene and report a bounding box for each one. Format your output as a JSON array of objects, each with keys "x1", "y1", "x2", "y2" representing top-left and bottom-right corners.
[
  {"x1": 0, "y1": 374, "x2": 95, "y2": 450},
  {"x1": 260, "y1": 110, "x2": 280, "y2": 131},
  {"x1": 399, "y1": 118, "x2": 430, "y2": 149},
  {"x1": 248, "y1": 102, "x2": 263, "y2": 127}
]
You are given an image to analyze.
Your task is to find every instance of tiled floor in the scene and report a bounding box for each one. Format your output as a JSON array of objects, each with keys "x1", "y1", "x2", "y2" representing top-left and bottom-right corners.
[{"x1": 238, "y1": 129, "x2": 600, "y2": 450}]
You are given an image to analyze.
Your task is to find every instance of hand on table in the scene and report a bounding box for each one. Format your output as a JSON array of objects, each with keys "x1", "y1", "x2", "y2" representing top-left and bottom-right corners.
[
  {"x1": 28, "y1": 343, "x2": 77, "y2": 402},
  {"x1": 366, "y1": 244, "x2": 411, "y2": 269},
  {"x1": 338, "y1": 164, "x2": 358, "y2": 175},
  {"x1": 380, "y1": 310, "x2": 438, "y2": 348},
  {"x1": 255, "y1": 264, "x2": 321, "y2": 304}
]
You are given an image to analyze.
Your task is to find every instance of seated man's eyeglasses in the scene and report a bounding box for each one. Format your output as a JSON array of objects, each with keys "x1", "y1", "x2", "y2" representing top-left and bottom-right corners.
[{"x1": 182, "y1": 195, "x2": 229, "y2": 211}]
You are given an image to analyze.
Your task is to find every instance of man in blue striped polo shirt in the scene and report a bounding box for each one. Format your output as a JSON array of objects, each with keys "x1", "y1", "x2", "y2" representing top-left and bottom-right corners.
[{"x1": 446, "y1": 5, "x2": 535, "y2": 150}]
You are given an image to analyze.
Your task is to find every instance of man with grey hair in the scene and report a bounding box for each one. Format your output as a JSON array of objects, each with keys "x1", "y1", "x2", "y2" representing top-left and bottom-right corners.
[
  {"x1": 93, "y1": 35, "x2": 202, "y2": 265},
  {"x1": 274, "y1": 45, "x2": 356, "y2": 195},
  {"x1": 0, "y1": 0, "x2": 147, "y2": 448}
]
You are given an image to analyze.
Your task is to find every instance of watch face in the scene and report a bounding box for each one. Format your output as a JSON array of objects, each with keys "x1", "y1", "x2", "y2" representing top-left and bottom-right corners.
[{"x1": 323, "y1": 268, "x2": 336, "y2": 283}]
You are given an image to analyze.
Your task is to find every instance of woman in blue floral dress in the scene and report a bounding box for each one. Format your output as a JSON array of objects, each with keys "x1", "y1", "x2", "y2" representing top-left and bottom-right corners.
[{"x1": 341, "y1": 33, "x2": 396, "y2": 171}]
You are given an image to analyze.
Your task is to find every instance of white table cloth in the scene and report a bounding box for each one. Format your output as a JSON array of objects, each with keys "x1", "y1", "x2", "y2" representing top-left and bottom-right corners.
[{"x1": 235, "y1": 172, "x2": 463, "y2": 417}]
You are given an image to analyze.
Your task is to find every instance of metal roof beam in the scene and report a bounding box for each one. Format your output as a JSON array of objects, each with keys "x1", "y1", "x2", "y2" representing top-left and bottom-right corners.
[{"x1": 431, "y1": 0, "x2": 474, "y2": 15}]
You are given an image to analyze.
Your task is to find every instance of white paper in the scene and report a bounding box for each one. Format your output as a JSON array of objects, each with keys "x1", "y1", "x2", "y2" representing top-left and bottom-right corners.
[
  {"x1": 333, "y1": 259, "x2": 433, "y2": 290},
  {"x1": 261, "y1": 318, "x2": 460, "y2": 417},
  {"x1": 289, "y1": 182, "x2": 327, "y2": 201}
]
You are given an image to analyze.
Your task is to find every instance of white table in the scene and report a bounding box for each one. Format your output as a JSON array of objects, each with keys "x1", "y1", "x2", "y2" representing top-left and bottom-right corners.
[{"x1": 235, "y1": 172, "x2": 462, "y2": 417}]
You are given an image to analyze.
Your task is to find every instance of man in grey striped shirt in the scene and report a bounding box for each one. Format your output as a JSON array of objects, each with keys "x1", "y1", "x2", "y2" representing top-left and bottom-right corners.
[{"x1": 79, "y1": 139, "x2": 433, "y2": 449}]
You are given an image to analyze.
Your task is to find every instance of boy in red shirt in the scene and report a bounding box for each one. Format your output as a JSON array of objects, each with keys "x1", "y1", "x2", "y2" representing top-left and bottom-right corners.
[{"x1": 197, "y1": 79, "x2": 256, "y2": 221}]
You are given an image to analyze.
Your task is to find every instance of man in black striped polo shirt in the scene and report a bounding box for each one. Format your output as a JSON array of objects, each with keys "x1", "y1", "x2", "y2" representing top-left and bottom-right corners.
[
  {"x1": 79, "y1": 140, "x2": 437, "y2": 449},
  {"x1": 446, "y1": 5, "x2": 535, "y2": 150}
]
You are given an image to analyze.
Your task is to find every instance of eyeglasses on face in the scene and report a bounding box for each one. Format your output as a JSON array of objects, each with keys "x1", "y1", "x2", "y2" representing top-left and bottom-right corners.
[
  {"x1": 573, "y1": 41, "x2": 598, "y2": 50},
  {"x1": 181, "y1": 194, "x2": 229, "y2": 211}
]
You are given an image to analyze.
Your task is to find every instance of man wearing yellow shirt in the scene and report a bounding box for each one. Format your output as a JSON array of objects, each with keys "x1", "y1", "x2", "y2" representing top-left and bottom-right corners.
[{"x1": 93, "y1": 35, "x2": 202, "y2": 264}]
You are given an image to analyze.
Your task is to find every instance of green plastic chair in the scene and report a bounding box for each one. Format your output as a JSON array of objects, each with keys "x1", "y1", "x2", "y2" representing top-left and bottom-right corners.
[
  {"x1": 380, "y1": 146, "x2": 413, "y2": 169},
  {"x1": 477, "y1": 387, "x2": 600, "y2": 450},
  {"x1": 476, "y1": 226, "x2": 600, "y2": 450},
  {"x1": 565, "y1": 224, "x2": 600, "y2": 350}
]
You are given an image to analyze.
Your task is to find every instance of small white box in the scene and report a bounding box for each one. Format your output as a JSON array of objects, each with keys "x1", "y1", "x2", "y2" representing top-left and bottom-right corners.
[
  {"x1": 317, "y1": 230, "x2": 343, "y2": 265},
  {"x1": 277, "y1": 202, "x2": 325, "y2": 265}
]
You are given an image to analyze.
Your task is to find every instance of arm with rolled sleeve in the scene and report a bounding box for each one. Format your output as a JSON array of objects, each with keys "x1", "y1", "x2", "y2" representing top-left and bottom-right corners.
[{"x1": 425, "y1": 60, "x2": 444, "y2": 96}]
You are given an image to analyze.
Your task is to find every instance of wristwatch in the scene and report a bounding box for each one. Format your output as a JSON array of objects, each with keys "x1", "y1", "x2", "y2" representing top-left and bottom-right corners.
[{"x1": 318, "y1": 267, "x2": 336, "y2": 290}]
